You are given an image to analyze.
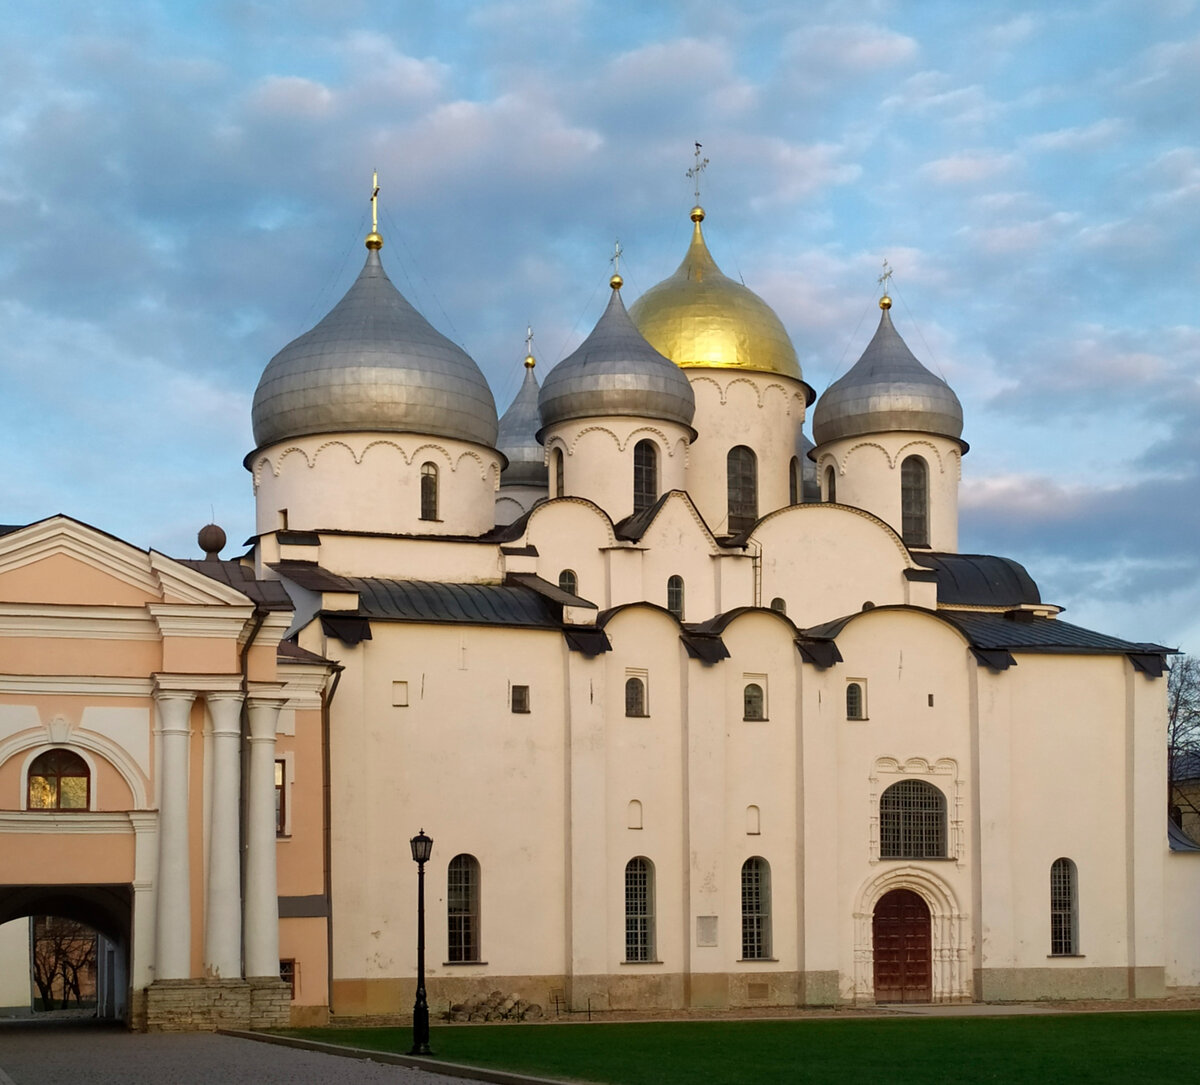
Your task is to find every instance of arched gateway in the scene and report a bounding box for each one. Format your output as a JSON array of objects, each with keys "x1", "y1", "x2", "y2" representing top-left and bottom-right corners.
[{"x1": 872, "y1": 888, "x2": 931, "y2": 1002}]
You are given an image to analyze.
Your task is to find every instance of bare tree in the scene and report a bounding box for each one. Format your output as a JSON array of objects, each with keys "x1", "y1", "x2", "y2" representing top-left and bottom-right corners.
[
  {"x1": 31, "y1": 917, "x2": 97, "y2": 1011},
  {"x1": 1168, "y1": 655, "x2": 1200, "y2": 842}
]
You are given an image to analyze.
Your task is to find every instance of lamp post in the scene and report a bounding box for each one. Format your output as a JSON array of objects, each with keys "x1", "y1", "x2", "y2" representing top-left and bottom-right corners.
[{"x1": 408, "y1": 828, "x2": 433, "y2": 1056}]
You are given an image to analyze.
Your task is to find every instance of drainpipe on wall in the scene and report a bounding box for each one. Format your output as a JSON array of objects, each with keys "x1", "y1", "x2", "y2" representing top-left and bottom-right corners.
[{"x1": 237, "y1": 606, "x2": 268, "y2": 978}]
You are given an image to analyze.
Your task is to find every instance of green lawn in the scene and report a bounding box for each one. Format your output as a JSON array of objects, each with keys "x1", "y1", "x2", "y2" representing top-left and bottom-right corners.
[{"x1": 283, "y1": 1011, "x2": 1200, "y2": 1084}]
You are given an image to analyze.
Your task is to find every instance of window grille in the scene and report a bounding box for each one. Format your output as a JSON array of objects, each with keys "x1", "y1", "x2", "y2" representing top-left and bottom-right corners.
[
  {"x1": 789, "y1": 457, "x2": 800, "y2": 505},
  {"x1": 27, "y1": 749, "x2": 90, "y2": 810},
  {"x1": 846, "y1": 682, "x2": 865, "y2": 720},
  {"x1": 511, "y1": 685, "x2": 530, "y2": 713},
  {"x1": 824, "y1": 465, "x2": 836, "y2": 503},
  {"x1": 879, "y1": 779, "x2": 946, "y2": 859},
  {"x1": 420, "y1": 462, "x2": 438, "y2": 521},
  {"x1": 1050, "y1": 857, "x2": 1078, "y2": 955},
  {"x1": 625, "y1": 677, "x2": 647, "y2": 717},
  {"x1": 741, "y1": 857, "x2": 771, "y2": 959},
  {"x1": 666, "y1": 575, "x2": 684, "y2": 619},
  {"x1": 900, "y1": 456, "x2": 929, "y2": 546},
  {"x1": 558, "y1": 569, "x2": 577, "y2": 595},
  {"x1": 447, "y1": 854, "x2": 481, "y2": 962},
  {"x1": 726, "y1": 446, "x2": 758, "y2": 533},
  {"x1": 625, "y1": 857, "x2": 655, "y2": 961},
  {"x1": 633, "y1": 440, "x2": 658, "y2": 513},
  {"x1": 743, "y1": 683, "x2": 765, "y2": 720}
]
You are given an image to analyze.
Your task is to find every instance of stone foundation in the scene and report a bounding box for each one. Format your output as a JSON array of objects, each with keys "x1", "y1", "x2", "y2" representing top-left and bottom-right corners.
[
  {"x1": 974, "y1": 965, "x2": 1167, "y2": 1002},
  {"x1": 143, "y1": 977, "x2": 292, "y2": 1032}
]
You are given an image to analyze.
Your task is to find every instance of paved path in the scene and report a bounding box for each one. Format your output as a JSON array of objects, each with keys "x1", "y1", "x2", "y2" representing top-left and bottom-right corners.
[{"x1": 0, "y1": 1020, "x2": 496, "y2": 1085}]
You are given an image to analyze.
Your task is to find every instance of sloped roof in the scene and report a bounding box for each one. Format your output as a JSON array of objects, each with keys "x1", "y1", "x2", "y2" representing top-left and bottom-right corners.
[
  {"x1": 177, "y1": 558, "x2": 294, "y2": 609},
  {"x1": 912, "y1": 552, "x2": 1041, "y2": 607}
]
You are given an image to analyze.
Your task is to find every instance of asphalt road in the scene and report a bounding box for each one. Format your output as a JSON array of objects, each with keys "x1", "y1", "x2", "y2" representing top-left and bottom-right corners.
[{"x1": 0, "y1": 1019, "x2": 491, "y2": 1085}]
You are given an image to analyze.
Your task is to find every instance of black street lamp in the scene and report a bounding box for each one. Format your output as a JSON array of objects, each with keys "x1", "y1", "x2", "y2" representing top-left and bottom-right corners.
[{"x1": 408, "y1": 828, "x2": 433, "y2": 1056}]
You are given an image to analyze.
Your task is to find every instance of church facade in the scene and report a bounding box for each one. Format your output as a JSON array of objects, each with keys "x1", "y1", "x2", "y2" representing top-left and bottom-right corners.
[{"x1": 2, "y1": 196, "x2": 1199, "y2": 1028}]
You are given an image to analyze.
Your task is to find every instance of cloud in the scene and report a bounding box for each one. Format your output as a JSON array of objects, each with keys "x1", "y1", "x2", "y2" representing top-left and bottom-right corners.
[
  {"x1": 921, "y1": 151, "x2": 1019, "y2": 185},
  {"x1": 1024, "y1": 118, "x2": 1125, "y2": 151}
]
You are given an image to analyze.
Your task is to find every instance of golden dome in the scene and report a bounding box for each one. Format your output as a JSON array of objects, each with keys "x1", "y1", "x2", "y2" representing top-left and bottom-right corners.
[{"x1": 628, "y1": 207, "x2": 804, "y2": 382}]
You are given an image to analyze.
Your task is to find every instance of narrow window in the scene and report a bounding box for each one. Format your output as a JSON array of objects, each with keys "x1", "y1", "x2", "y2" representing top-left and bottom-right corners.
[
  {"x1": 746, "y1": 805, "x2": 761, "y2": 835},
  {"x1": 901, "y1": 455, "x2": 929, "y2": 547},
  {"x1": 741, "y1": 857, "x2": 771, "y2": 959},
  {"x1": 625, "y1": 677, "x2": 647, "y2": 717},
  {"x1": 726, "y1": 446, "x2": 758, "y2": 533},
  {"x1": 666, "y1": 575, "x2": 684, "y2": 620},
  {"x1": 769, "y1": 597, "x2": 786, "y2": 615},
  {"x1": 275, "y1": 758, "x2": 287, "y2": 836},
  {"x1": 1050, "y1": 858, "x2": 1078, "y2": 955},
  {"x1": 554, "y1": 449, "x2": 565, "y2": 498},
  {"x1": 633, "y1": 440, "x2": 658, "y2": 513},
  {"x1": 879, "y1": 779, "x2": 946, "y2": 859},
  {"x1": 846, "y1": 682, "x2": 866, "y2": 720},
  {"x1": 420, "y1": 462, "x2": 438, "y2": 521},
  {"x1": 824, "y1": 465, "x2": 836, "y2": 503},
  {"x1": 789, "y1": 457, "x2": 800, "y2": 505},
  {"x1": 558, "y1": 569, "x2": 577, "y2": 595},
  {"x1": 627, "y1": 799, "x2": 643, "y2": 829},
  {"x1": 279, "y1": 959, "x2": 297, "y2": 999},
  {"x1": 447, "y1": 854, "x2": 481, "y2": 962},
  {"x1": 625, "y1": 857, "x2": 655, "y2": 962},
  {"x1": 743, "y1": 683, "x2": 765, "y2": 720},
  {"x1": 511, "y1": 685, "x2": 530, "y2": 713},
  {"x1": 27, "y1": 749, "x2": 90, "y2": 810}
]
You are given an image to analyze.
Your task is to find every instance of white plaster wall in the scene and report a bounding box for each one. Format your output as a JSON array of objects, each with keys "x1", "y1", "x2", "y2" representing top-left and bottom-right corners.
[
  {"x1": 309, "y1": 535, "x2": 505, "y2": 583},
  {"x1": 251, "y1": 433, "x2": 502, "y2": 538},
  {"x1": 684, "y1": 372, "x2": 808, "y2": 534},
  {"x1": 0, "y1": 919, "x2": 30, "y2": 1012},
  {"x1": 815, "y1": 433, "x2": 962, "y2": 552},
  {"x1": 524, "y1": 499, "x2": 618, "y2": 608},
  {"x1": 1165, "y1": 854, "x2": 1200, "y2": 988},
  {"x1": 495, "y1": 484, "x2": 546, "y2": 526},
  {"x1": 543, "y1": 419, "x2": 691, "y2": 524}
]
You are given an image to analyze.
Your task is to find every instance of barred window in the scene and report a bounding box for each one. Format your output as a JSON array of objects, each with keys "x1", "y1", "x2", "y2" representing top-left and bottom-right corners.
[
  {"x1": 846, "y1": 682, "x2": 865, "y2": 720},
  {"x1": 1050, "y1": 857, "x2": 1078, "y2": 956},
  {"x1": 901, "y1": 455, "x2": 929, "y2": 547},
  {"x1": 27, "y1": 749, "x2": 90, "y2": 810},
  {"x1": 420, "y1": 462, "x2": 439, "y2": 521},
  {"x1": 625, "y1": 677, "x2": 647, "y2": 718},
  {"x1": 824, "y1": 465, "x2": 836, "y2": 503},
  {"x1": 727, "y1": 446, "x2": 758, "y2": 533},
  {"x1": 666, "y1": 575, "x2": 684, "y2": 620},
  {"x1": 741, "y1": 857, "x2": 771, "y2": 959},
  {"x1": 447, "y1": 854, "x2": 481, "y2": 962},
  {"x1": 633, "y1": 440, "x2": 658, "y2": 513},
  {"x1": 625, "y1": 857, "x2": 655, "y2": 962},
  {"x1": 743, "y1": 683, "x2": 765, "y2": 721},
  {"x1": 558, "y1": 569, "x2": 577, "y2": 595},
  {"x1": 879, "y1": 779, "x2": 946, "y2": 859}
]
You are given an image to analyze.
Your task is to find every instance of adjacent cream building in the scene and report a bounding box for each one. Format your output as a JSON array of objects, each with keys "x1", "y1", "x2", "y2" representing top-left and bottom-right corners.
[{"x1": 2, "y1": 195, "x2": 1198, "y2": 1028}]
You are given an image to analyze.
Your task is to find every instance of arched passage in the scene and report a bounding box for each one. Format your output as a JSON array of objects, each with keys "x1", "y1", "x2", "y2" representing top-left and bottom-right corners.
[{"x1": 872, "y1": 888, "x2": 931, "y2": 1002}]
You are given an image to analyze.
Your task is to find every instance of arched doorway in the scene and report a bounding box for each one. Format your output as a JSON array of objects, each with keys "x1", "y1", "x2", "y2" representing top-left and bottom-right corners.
[{"x1": 873, "y1": 888, "x2": 931, "y2": 1003}]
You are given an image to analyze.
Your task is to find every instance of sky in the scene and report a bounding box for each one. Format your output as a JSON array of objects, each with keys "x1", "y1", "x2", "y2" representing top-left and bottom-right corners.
[{"x1": 1, "y1": 0, "x2": 1198, "y2": 651}]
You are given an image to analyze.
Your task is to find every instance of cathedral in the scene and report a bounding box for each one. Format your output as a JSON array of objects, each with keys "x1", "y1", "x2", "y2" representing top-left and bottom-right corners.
[{"x1": 1, "y1": 188, "x2": 1198, "y2": 1029}]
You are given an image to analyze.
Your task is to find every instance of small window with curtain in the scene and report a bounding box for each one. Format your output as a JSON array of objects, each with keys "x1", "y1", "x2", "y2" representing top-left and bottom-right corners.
[
  {"x1": 727, "y1": 446, "x2": 758, "y2": 533},
  {"x1": 558, "y1": 569, "x2": 577, "y2": 595},
  {"x1": 666, "y1": 575, "x2": 684, "y2": 619},
  {"x1": 420, "y1": 462, "x2": 439, "y2": 521},
  {"x1": 27, "y1": 749, "x2": 90, "y2": 810},
  {"x1": 633, "y1": 440, "x2": 658, "y2": 513},
  {"x1": 1050, "y1": 857, "x2": 1079, "y2": 956},
  {"x1": 901, "y1": 455, "x2": 929, "y2": 547}
]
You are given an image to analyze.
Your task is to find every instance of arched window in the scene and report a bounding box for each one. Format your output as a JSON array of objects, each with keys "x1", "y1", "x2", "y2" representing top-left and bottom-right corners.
[
  {"x1": 633, "y1": 440, "x2": 658, "y2": 513},
  {"x1": 447, "y1": 853, "x2": 481, "y2": 962},
  {"x1": 625, "y1": 857, "x2": 655, "y2": 961},
  {"x1": 789, "y1": 457, "x2": 800, "y2": 505},
  {"x1": 741, "y1": 857, "x2": 771, "y2": 959},
  {"x1": 625, "y1": 677, "x2": 647, "y2": 717},
  {"x1": 746, "y1": 805, "x2": 761, "y2": 835},
  {"x1": 554, "y1": 448, "x2": 565, "y2": 498},
  {"x1": 1050, "y1": 858, "x2": 1078, "y2": 955},
  {"x1": 420, "y1": 462, "x2": 438, "y2": 521},
  {"x1": 666, "y1": 575, "x2": 684, "y2": 619},
  {"x1": 901, "y1": 455, "x2": 929, "y2": 547},
  {"x1": 627, "y1": 800, "x2": 643, "y2": 829},
  {"x1": 846, "y1": 682, "x2": 865, "y2": 720},
  {"x1": 743, "y1": 683, "x2": 765, "y2": 720},
  {"x1": 27, "y1": 749, "x2": 90, "y2": 810},
  {"x1": 824, "y1": 465, "x2": 837, "y2": 503},
  {"x1": 727, "y1": 446, "x2": 758, "y2": 533},
  {"x1": 558, "y1": 569, "x2": 577, "y2": 595},
  {"x1": 879, "y1": 779, "x2": 946, "y2": 859},
  {"x1": 769, "y1": 597, "x2": 786, "y2": 615}
]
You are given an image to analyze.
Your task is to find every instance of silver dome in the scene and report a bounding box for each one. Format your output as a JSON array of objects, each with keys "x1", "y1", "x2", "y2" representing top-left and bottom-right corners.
[
  {"x1": 497, "y1": 362, "x2": 547, "y2": 487},
  {"x1": 812, "y1": 304, "x2": 964, "y2": 446},
  {"x1": 538, "y1": 283, "x2": 696, "y2": 434},
  {"x1": 252, "y1": 249, "x2": 498, "y2": 450}
]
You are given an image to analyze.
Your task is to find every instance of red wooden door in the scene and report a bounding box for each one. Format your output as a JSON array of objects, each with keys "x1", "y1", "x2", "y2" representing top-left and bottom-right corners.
[{"x1": 873, "y1": 888, "x2": 932, "y2": 1003}]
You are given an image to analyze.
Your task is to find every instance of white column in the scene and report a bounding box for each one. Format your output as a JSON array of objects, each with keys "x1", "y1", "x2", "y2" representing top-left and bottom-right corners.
[
  {"x1": 154, "y1": 691, "x2": 195, "y2": 980},
  {"x1": 205, "y1": 692, "x2": 244, "y2": 979},
  {"x1": 244, "y1": 696, "x2": 282, "y2": 978},
  {"x1": 128, "y1": 812, "x2": 158, "y2": 990}
]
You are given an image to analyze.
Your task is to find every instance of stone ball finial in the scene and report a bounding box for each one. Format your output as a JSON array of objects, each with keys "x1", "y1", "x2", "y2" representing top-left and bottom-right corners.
[{"x1": 198, "y1": 523, "x2": 226, "y2": 561}]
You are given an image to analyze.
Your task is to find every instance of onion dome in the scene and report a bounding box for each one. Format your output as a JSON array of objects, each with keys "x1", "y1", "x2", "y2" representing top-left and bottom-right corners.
[
  {"x1": 252, "y1": 242, "x2": 498, "y2": 450},
  {"x1": 538, "y1": 277, "x2": 696, "y2": 434},
  {"x1": 629, "y1": 206, "x2": 809, "y2": 392},
  {"x1": 497, "y1": 350, "x2": 547, "y2": 486},
  {"x1": 812, "y1": 296, "x2": 964, "y2": 447}
]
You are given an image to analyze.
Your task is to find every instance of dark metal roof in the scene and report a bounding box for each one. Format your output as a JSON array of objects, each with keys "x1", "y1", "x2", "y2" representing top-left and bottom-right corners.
[
  {"x1": 680, "y1": 632, "x2": 730, "y2": 664},
  {"x1": 614, "y1": 492, "x2": 672, "y2": 541},
  {"x1": 911, "y1": 552, "x2": 1041, "y2": 606},
  {"x1": 505, "y1": 572, "x2": 596, "y2": 609},
  {"x1": 342, "y1": 577, "x2": 564, "y2": 629},
  {"x1": 271, "y1": 561, "x2": 355, "y2": 592},
  {"x1": 1169, "y1": 819, "x2": 1200, "y2": 853},
  {"x1": 177, "y1": 558, "x2": 294, "y2": 610},
  {"x1": 278, "y1": 639, "x2": 336, "y2": 665},
  {"x1": 0, "y1": 524, "x2": 23, "y2": 537}
]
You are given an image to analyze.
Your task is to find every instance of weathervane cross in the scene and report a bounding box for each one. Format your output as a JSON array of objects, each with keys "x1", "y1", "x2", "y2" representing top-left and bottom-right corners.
[
  {"x1": 686, "y1": 141, "x2": 709, "y2": 203},
  {"x1": 525, "y1": 325, "x2": 534, "y2": 354},
  {"x1": 611, "y1": 239, "x2": 623, "y2": 275},
  {"x1": 877, "y1": 259, "x2": 894, "y2": 291}
]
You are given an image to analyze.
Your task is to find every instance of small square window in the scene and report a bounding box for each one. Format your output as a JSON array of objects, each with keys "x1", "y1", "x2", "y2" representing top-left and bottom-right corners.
[
  {"x1": 279, "y1": 958, "x2": 296, "y2": 999},
  {"x1": 512, "y1": 684, "x2": 530, "y2": 713},
  {"x1": 392, "y1": 681, "x2": 409, "y2": 707}
]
